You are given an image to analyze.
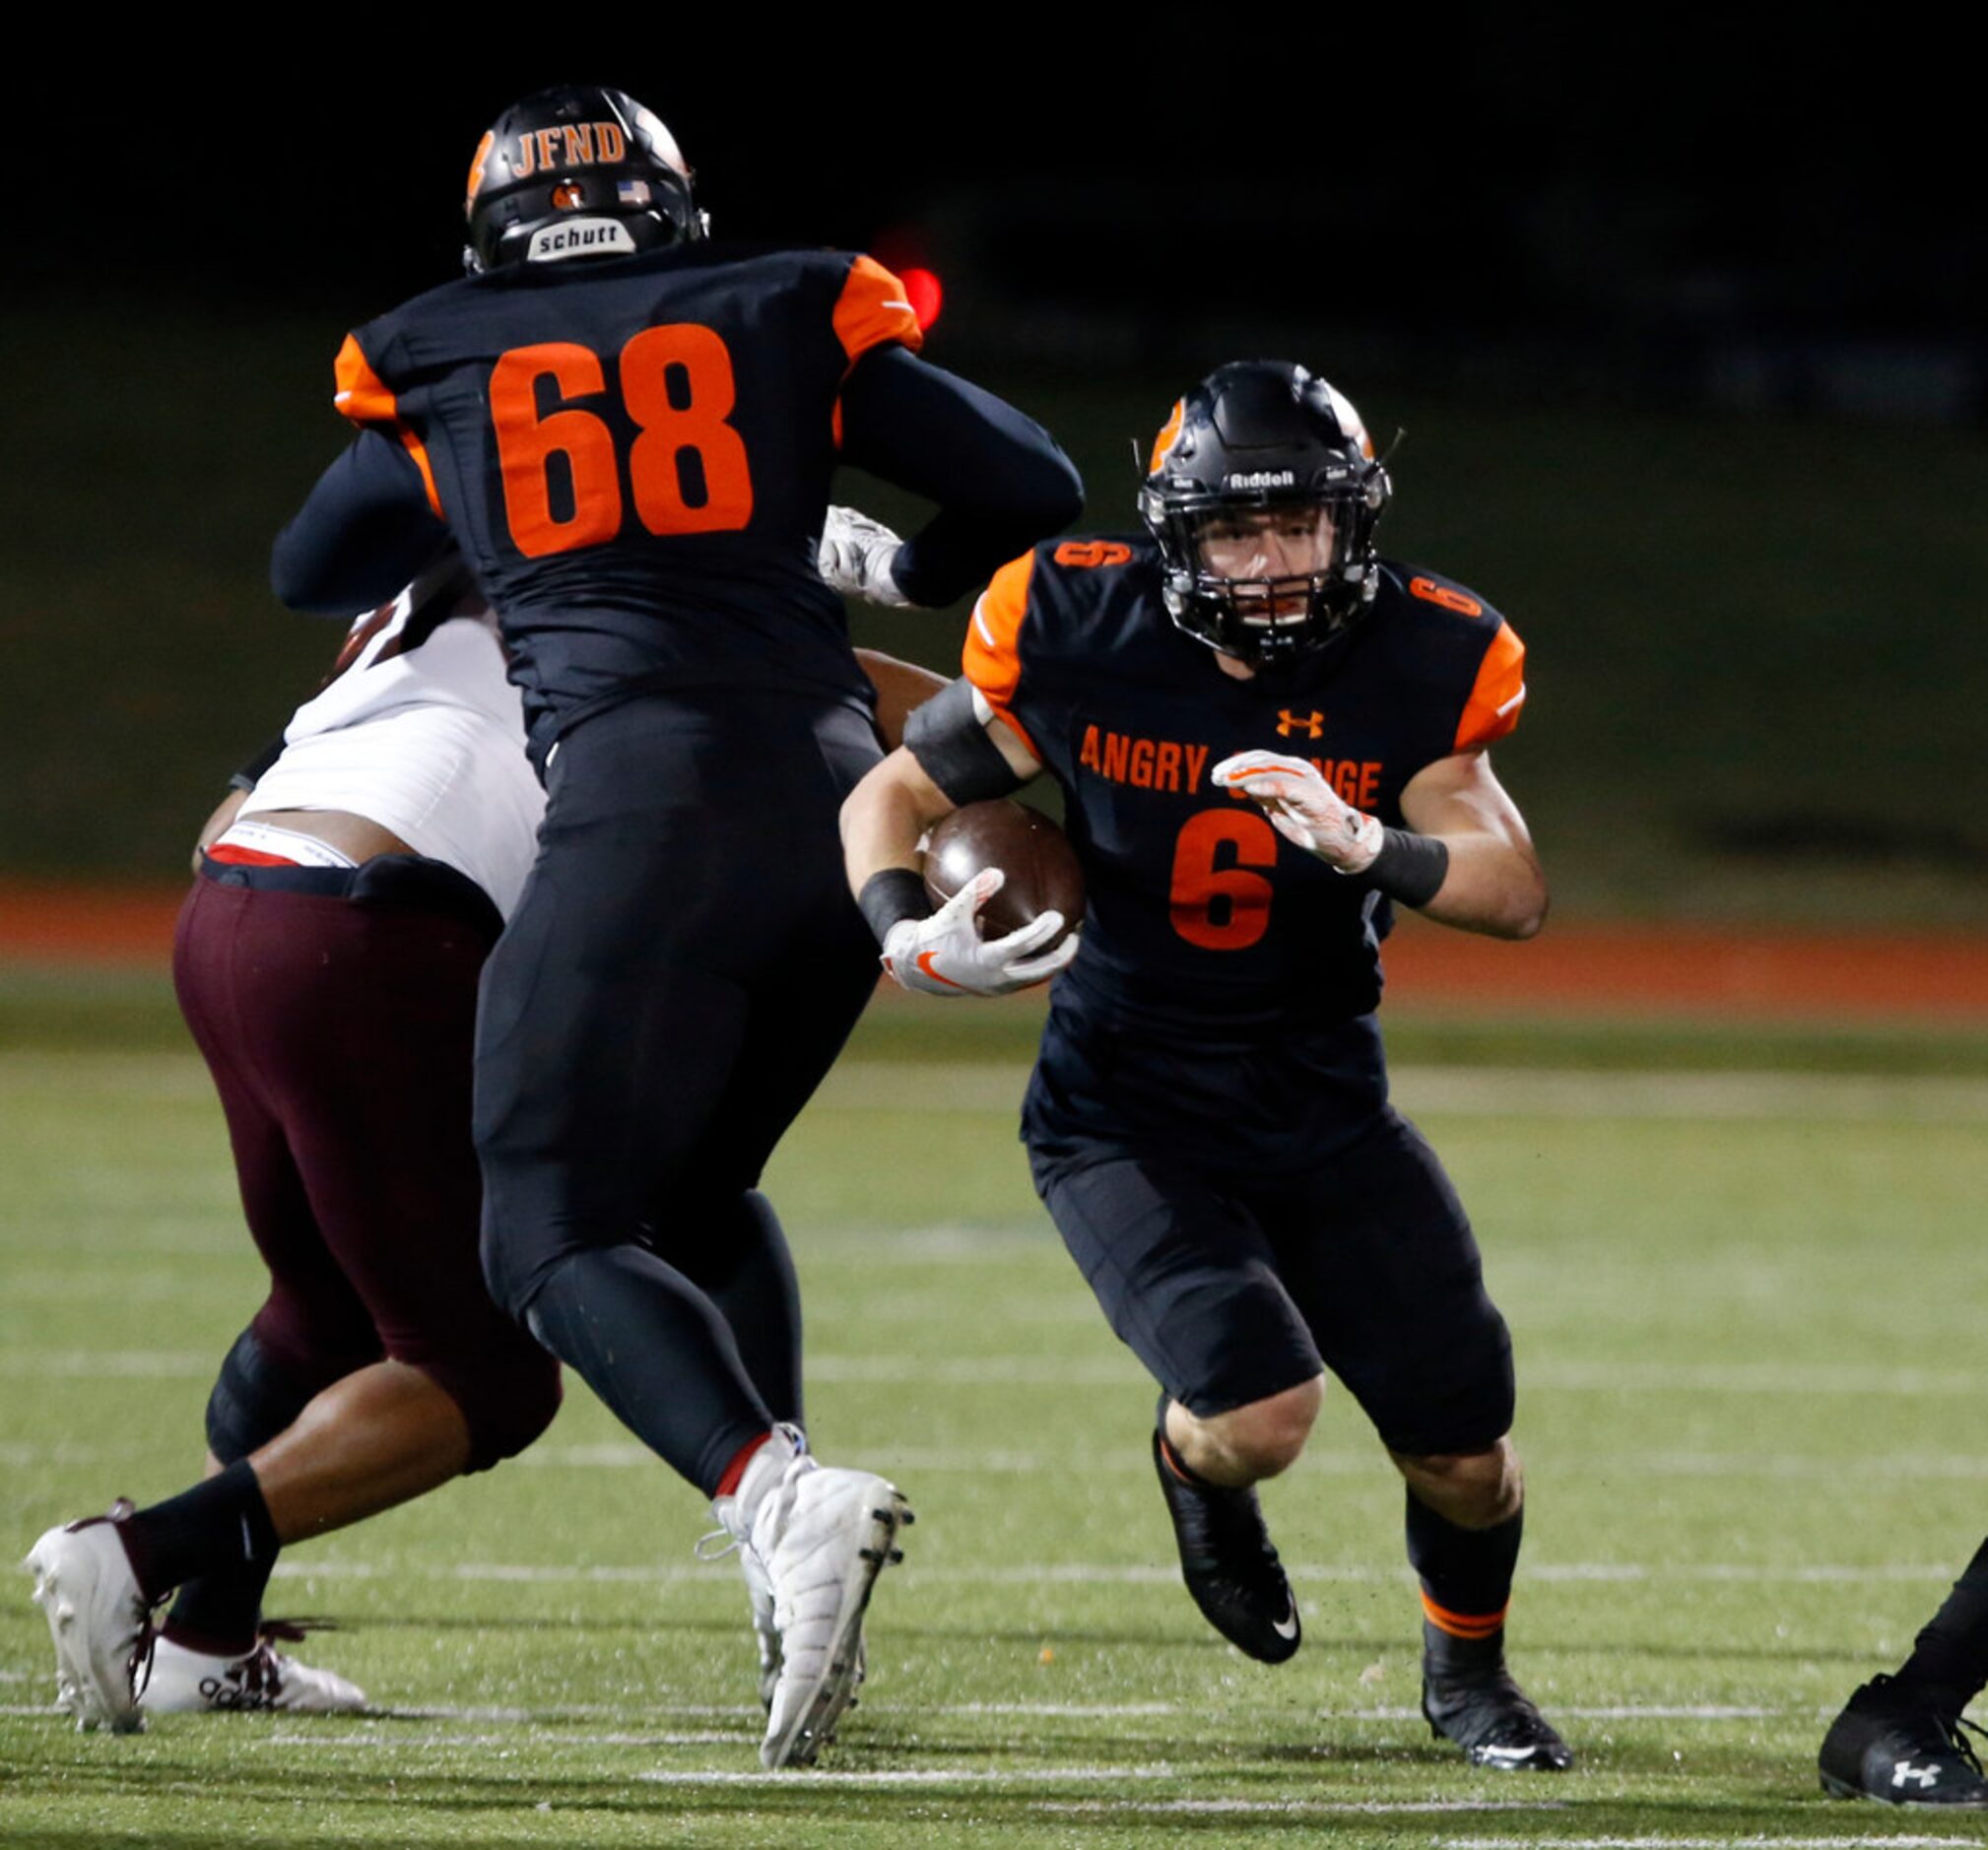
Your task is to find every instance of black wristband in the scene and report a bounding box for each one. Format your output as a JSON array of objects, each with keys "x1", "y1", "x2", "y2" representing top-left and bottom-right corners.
[
  {"x1": 1364, "y1": 827, "x2": 1450, "y2": 907},
  {"x1": 857, "y1": 868, "x2": 933, "y2": 947}
]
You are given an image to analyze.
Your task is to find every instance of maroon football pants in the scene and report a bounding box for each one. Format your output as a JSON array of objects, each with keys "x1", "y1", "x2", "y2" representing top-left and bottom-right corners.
[{"x1": 172, "y1": 870, "x2": 560, "y2": 1471}]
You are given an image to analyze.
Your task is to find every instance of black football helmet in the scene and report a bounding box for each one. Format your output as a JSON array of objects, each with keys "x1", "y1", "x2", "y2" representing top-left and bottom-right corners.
[
  {"x1": 1138, "y1": 361, "x2": 1391, "y2": 669},
  {"x1": 463, "y1": 85, "x2": 706, "y2": 274}
]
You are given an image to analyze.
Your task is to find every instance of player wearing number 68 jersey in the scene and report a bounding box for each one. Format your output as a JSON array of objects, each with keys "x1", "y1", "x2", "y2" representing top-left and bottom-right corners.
[
  {"x1": 842, "y1": 361, "x2": 1569, "y2": 1772},
  {"x1": 267, "y1": 83, "x2": 1081, "y2": 1769}
]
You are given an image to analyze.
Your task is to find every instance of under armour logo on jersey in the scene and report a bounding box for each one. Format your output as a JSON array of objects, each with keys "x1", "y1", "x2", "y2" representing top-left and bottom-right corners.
[
  {"x1": 1276, "y1": 709, "x2": 1325, "y2": 740},
  {"x1": 1893, "y1": 1759, "x2": 1941, "y2": 1788}
]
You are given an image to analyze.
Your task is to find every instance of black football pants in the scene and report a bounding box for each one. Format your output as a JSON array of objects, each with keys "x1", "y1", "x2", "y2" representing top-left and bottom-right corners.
[{"x1": 474, "y1": 688, "x2": 883, "y2": 1493}]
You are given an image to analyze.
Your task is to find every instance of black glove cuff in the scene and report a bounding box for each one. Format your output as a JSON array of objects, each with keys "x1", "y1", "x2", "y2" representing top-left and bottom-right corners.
[
  {"x1": 1365, "y1": 827, "x2": 1450, "y2": 907},
  {"x1": 857, "y1": 868, "x2": 933, "y2": 947}
]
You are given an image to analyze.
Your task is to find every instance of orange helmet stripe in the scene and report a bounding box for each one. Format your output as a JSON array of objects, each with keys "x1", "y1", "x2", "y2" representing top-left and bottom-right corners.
[{"x1": 1147, "y1": 398, "x2": 1185, "y2": 476}]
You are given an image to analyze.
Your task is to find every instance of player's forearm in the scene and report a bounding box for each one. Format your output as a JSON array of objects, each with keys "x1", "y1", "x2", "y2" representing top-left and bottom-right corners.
[
  {"x1": 1412, "y1": 832, "x2": 1549, "y2": 940},
  {"x1": 837, "y1": 349, "x2": 1083, "y2": 606},
  {"x1": 840, "y1": 752, "x2": 956, "y2": 896},
  {"x1": 854, "y1": 649, "x2": 947, "y2": 752},
  {"x1": 272, "y1": 433, "x2": 452, "y2": 616}
]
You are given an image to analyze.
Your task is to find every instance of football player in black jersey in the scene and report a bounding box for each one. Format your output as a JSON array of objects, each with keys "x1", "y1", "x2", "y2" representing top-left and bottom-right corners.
[
  {"x1": 176, "y1": 84, "x2": 1076, "y2": 1769},
  {"x1": 840, "y1": 361, "x2": 1570, "y2": 1771}
]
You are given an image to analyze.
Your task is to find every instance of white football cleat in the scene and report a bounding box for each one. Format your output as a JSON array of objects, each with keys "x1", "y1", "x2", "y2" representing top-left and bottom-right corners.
[
  {"x1": 738, "y1": 1544, "x2": 869, "y2": 1721},
  {"x1": 24, "y1": 1513, "x2": 155, "y2": 1734},
  {"x1": 715, "y1": 1428, "x2": 909, "y2": 1768},
  {"x1": 141, "y1": 1632, "x2": 367, "y2": 1714},
  {"x1": 739, "y1": 1542, "x2": 782, "y2": 1713}
]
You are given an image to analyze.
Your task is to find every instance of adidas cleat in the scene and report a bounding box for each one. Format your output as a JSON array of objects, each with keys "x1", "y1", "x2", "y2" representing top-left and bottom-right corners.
[
  {"x1": 141, "y1": 1628, "x2": 367, "y2": 1715},
  {"x1": 1819, "y1": 1675, "x2": 1988, "y2": 1807},
  {"x1": 25, "y1": 1512, "x2": 156, "y2": 1734},
  {"x1": 1151, "y1": 1425, "x2": 1299, "y2": 1664}
]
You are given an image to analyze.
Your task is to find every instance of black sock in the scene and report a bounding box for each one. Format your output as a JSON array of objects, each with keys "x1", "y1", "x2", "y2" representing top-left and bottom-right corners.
[
  {"x1": 525, "y1": 1244, "x2": 773, "y2": 1496},
  {"x1": 1895, "y1": 1536, "x2": 1988, "y2": 1715},
  {"x1": 119, "y1": 1460, "x2": 280, "y2": 1609},
  {"x1": 165, "y1": 1329, "x2": 312, "y2": 1654},
  {"x1": 1406, "y1": 1489, "x2": 1522, "y2": 1672},
  {"x1": 165, "y1": 1552, "x2": 279, "y2": 1657}
]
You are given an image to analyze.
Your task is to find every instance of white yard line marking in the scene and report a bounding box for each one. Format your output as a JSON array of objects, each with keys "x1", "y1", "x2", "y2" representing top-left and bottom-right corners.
[
  {"x1": 264, "y1": 1556, "x2": 1961, "y2": 1589},
  {"x1": 1530, "y1": 1360, "x2": 1988, "y2": 1396},
  {"x1": 1390, "y1": 1067, "x2": 1988, "y2": 1124},
  {"x1": 1039, "y1": 1799, "x2": 1562, "y2": 1816},
  {"x1": 1443, "y1": 1840, "x2": 1974, "y2": 1849},
  {"x1": 813, "y1": 1061, "x2": 1988, "y2": 1125},
  {"x1": 508, "y1": 1440, "x2": 1988, "y2": 1481},
  {"x1": 11, "y1": 1351, "x2": 1988, "y2": 1401},
  {"x1": 0, "y1": 1351, "x2": 211, "y2": 1377},
  {"x1": 10, "y1": 1052, "x2": 1987, "y2": 1124}
]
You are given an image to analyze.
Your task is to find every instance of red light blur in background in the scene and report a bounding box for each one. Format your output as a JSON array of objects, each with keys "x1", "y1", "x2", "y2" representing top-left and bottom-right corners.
[{"x1": 899, "y1": 266, "x2": 943, "y2": 332}]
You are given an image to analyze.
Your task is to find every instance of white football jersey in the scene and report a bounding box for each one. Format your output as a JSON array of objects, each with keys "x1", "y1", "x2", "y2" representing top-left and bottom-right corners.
[{"x1": 238, "y1": 561, "x2": 544, "y2": 920}]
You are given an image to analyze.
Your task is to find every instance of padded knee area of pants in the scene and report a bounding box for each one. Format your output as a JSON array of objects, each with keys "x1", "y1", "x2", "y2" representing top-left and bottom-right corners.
[
  {"x1": 424, "y1": 1347, "x2": 563, "y2": 1475},
  {"x1": 204, "y1": 1327, "x2": 317, "y2": 1464}
]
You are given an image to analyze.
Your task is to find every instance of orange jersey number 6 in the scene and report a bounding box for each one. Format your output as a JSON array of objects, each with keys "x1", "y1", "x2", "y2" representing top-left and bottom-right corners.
[
  {"x1": 1168, "y1": 809, "x2": 1278, "y2": 951},
  {"x1": 490, "y1": 326, "x2": 756, "y2": 559}
]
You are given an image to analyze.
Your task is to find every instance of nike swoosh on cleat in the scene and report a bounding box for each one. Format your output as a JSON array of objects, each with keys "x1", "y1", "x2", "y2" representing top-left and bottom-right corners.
[{"x1": 1272, "y1": 1607, "x2": 1298, "y2": 1641}]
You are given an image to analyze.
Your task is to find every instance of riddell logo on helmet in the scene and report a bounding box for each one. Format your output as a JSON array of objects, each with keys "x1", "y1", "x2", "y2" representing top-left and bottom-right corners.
[
  {"x1": 525, "y1": 219, "x2": 638, "y2": 262},
  {"x1": 1223, "y1": 470, "x2": 1296, "y2": 491},
  {"x1": 512, "y1": 122, "x2": 630, "y2": 179}
]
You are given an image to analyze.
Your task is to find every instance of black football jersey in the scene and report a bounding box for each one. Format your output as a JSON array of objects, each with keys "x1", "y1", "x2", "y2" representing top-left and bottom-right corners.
[
  {"x1": 331, "y1": 243, "x2": 923, "y2": 738},
  {"x1": 963, "y1": 535, "x2": 1527, "y2": 1040}
]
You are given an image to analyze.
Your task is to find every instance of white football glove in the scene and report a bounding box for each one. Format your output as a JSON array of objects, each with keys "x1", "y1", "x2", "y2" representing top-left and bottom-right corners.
[
  {"x1": 881, "y1": 868, "x2": 1079, "y2": 998},
  {"x1": 818, "y1": 504, "x2": 912, "y2": 608},
  {"x1": 1210, "y1": 750, "x2": 1384, "y2": 873}
]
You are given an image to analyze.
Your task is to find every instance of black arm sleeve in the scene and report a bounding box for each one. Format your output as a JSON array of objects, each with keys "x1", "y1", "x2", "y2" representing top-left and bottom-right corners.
[
  {"x1": 271, "y1": 429, "x2": 453, "y2": 617},
  {"x1": 902, "y1": 676, "x2": 1031, "y2": 806},
  {"x1": 231, "y1": 733, "x2": 288, "y2": 792},
  {"x1": 837, "y1": 346, "x2": 1084, "y2": 608}
]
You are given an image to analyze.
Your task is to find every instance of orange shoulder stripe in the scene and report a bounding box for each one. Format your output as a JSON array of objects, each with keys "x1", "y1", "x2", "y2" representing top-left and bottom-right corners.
[
  {"x1": 832, "y1": 254, "x2": 925, "y2": 364},
  {"x1": 1453, "y1": 620, "x2": 1527, "y2": 751},
  {"x1": 333, "y1": 334, "x2": 442, "y2": 517},
  {"x1": 962, "y1": 552, "x2": 1039, "y2": 759},
  {"x1": 332, "y1": 333, "x2": 397, "y2": 425},
  {"x1": 398, "y1": 428, "x2": 444, "y2": 519}
]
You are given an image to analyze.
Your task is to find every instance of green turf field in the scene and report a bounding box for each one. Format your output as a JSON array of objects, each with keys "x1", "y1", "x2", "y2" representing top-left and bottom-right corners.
[{"x1": 5, "y1": 980, "x2": 1988, "y2": 1846}]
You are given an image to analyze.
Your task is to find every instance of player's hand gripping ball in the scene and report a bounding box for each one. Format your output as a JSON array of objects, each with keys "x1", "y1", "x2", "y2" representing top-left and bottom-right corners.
[
  {"x1": 880, "y1": 802, "x2": 1085, "y2": 999},
  {"x1": 923, "y1": 802, "x2": 1085, "y2": 947}
]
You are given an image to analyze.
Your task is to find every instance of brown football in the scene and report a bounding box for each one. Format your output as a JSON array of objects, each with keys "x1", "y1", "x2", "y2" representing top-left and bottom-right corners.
[{"x1": 923, "y1": 801, "x2": 1086, "y2": 948}]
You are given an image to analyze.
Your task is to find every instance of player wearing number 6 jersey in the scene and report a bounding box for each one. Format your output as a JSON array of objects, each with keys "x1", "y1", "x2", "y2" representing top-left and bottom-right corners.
[
  {"x1": 841, "y1": 361, "x2": 1569, "y2": 1771},
  {"x1": 267, "y1": 83, "x2": 1081, "y2": 1768}
]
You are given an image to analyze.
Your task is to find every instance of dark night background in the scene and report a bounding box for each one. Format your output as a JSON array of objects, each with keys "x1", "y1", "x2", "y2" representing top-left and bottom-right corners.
[{"x1": 6, "y1": 24, "x2": 1984, "y2": 922}]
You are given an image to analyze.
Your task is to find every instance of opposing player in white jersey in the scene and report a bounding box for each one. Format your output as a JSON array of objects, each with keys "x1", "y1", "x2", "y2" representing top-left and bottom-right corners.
[
  {"x1": 26, "y1": 553, "x2": 943, "y2": 1730},
  {"x1": 27, "y1": 558, "x2": 563, "y2": 1722}
]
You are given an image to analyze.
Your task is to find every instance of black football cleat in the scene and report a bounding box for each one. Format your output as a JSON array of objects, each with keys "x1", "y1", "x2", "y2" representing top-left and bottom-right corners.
[
  {"x1": 1819, "y1": 1675, "x2": 1988, "y2": 1807},
  {"x1": 1150, "y1": 1424, "x2": 1300, "y2": 1664},
  {"x1": 1422, "y1": 1634, "x2": 1573, "y2": 1772}
]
